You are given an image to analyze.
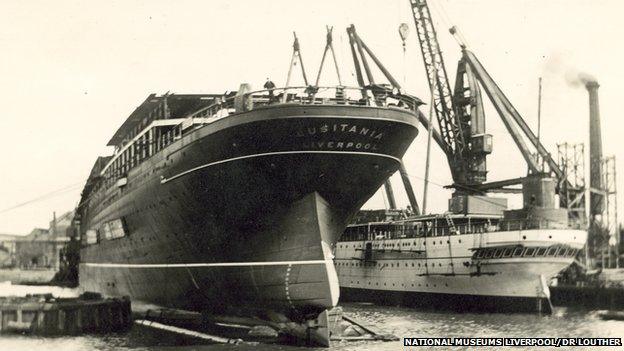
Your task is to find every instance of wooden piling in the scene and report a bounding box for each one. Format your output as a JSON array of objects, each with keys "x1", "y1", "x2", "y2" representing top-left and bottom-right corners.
[{"x1": 0, "y1": 295, "x2": 132, "y2": 335}]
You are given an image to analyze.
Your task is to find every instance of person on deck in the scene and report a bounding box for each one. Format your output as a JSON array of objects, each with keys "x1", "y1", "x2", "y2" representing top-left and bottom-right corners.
[{"x1": 264, "y1": 78, "x2": 276, "y2": 103}]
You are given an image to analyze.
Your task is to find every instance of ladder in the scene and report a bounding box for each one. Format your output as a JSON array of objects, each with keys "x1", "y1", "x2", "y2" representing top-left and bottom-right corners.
[
  {"x1": 444, "y1": 214, "x2": 456, "y2": 275},
  {"x1": 444, "y1": 213, "x2": 458, "y2": 234}
]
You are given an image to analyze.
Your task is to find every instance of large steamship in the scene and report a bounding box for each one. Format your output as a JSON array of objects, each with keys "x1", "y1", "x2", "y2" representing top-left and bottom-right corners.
[
  {"x1": 335, "y1": 176, "x2": 587, "y2": 313},
  {"x1": 76, "y1": 85, "x2": 420, "y2": 342}
]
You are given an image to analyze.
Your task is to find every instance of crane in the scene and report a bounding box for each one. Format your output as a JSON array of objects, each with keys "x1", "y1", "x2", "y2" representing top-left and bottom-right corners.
[
  {"x1": 345, "y1": 24, "x2": 424, "y2": 214},
  {"x1": 409, "y1": 0, "x2": 489, "y2": 188},
  {"x1": 408, "y1": 0, "x2": 584, "y2": 220}
]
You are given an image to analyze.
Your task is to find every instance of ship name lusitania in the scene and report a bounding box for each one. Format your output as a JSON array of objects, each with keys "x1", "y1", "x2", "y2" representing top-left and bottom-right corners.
[{"x1": 296, "y1": 123, "x2": 384, "y2": 151}]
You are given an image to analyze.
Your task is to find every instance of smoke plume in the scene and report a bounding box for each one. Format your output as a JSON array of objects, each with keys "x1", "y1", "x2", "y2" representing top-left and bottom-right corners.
[
  {"x1": 541, "y1": 53, "x2": 598, "y2": 87},
  {"x1": 565, "y1": 69, "x2": 598, "y2": 87}
]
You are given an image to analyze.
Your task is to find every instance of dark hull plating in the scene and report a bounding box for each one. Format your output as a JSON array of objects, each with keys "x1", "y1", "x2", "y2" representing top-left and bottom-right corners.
[
  {"x1": 341, "y1": 287, "x2": 553, "y2": 314},
  {"x1": 79, "y1": 104, "x2": 418, "y2": 319}
]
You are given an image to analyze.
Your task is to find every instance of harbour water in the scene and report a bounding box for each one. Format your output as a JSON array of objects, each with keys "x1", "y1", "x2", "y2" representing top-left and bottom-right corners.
[{"x1": 1, "y1": 301, "x2": 621, "y2": 351}]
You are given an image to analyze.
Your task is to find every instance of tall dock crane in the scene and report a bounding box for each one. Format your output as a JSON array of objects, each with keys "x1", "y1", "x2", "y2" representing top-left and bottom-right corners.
[
  {"x1": 409, "y1": 0, "x2": 489, "y2": 189},
  {"x1": 408, "y1": 0, "x2": 585, "y2": 221}
]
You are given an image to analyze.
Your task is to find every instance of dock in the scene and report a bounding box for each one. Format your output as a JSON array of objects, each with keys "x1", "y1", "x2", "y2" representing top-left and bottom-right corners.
[{"x1": 0, "y1": 293, "x2": 131, "y2": 335}]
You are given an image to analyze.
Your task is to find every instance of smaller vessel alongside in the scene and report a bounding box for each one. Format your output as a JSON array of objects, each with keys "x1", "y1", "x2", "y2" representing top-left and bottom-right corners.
[{"x1": 335, "y1": 176, "x2": 587, "y2": 313}]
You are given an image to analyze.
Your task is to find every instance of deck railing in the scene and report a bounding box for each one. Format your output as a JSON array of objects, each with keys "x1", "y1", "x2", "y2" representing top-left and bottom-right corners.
[
  {"x1": 92, "y1": 85, "x2": 419, "y2": 195},
  {"x1": 342, "y1": 217, "x2": 581, "y2": 242},
  {"x1": 188, "y1": 85, "x2": 420, "y2": 119}
]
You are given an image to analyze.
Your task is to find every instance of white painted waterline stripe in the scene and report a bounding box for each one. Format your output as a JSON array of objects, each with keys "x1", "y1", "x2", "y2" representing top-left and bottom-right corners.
[
  {"x1": 161, "y1": 150, "x2": 401, "y2": 184},
  {"x1": 84, "y1": 259, "x2": 331, "y2": 268}
]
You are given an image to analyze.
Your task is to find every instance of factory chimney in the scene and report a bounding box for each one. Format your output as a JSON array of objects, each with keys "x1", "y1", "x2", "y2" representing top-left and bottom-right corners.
[{"x1": 586, "y1": 81, "x2": 604, "y2": 217}]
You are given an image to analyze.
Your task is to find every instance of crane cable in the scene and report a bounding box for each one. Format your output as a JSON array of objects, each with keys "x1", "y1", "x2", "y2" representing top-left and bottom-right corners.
[
  {"x1": 404, "y1": 170, "x2": 516, "y2": 211},
  {"x1": 428, "y1": 0, "x2": 454, "y2": 33},
  {"x1": 430, "y1": 0, "x2": 471, "y2": 49},
  {"x1": 0, "y1": 182, "x2": 83, "y2": 215}
]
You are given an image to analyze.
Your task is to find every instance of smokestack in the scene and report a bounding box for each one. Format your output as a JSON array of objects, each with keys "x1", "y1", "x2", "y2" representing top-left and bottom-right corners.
[{"x1": 586, "y1": 81, "x2": 604, "y2": 216}]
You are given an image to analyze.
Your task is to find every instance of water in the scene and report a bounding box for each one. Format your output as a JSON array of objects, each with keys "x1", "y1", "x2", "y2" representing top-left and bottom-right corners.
[{"x1": 1, "y1": 303, "x2": 622, "y2": 351}]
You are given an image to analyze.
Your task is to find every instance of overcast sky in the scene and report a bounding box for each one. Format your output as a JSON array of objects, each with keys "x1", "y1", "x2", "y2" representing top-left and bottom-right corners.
[{"x1": 0, "y1": 0, "x2": 622, "y2": 234}]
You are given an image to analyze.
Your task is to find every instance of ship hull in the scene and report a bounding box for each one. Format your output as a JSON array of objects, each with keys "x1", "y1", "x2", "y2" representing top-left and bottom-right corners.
[
  {"x1": 81, "y1": 191, "x2": 341, "y2": 317},
  {"x1": 79, "y1": 104, "x2": 418, "y2": 320},
  {"x1": 341, "y1": 287, "x2": 551, "y2": 313},
  {"x1": 335, "y1": 229, "x2": 587, "y2": 313}
]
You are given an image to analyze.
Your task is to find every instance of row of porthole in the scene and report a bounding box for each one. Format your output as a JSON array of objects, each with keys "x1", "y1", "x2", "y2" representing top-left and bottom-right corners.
[
  {"x1": 336, "y1": 261, "x2": 449, "y2": 268},
  {"x1": 349, "y1": 281, "x2": 449, "y2": 288}
]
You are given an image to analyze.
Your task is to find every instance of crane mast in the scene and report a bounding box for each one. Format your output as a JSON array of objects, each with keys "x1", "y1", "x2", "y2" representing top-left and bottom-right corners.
[
  {"x1": 409, "y1": 0, "x2": 459, "y2": 151},
  {"x1": 409, "y1": 0, "x2": 491, "y2": 188}
]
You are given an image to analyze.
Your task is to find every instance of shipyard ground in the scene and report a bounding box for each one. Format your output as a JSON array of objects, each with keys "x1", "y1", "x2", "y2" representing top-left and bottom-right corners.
[
  {"x1": 1, "y1": 282, "x2": 621, "y2": 349},
  {"x1": 131, "y1": 304, "x2": 398, "y2": 347},
  {"x1": 1, "y1": 297, "x2": 620, "y2": 350}
]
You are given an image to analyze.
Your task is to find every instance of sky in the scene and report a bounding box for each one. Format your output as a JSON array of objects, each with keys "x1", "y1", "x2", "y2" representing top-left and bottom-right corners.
[{"x1": 0, "y1": 0, "x2": 622, "y2": 234}]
